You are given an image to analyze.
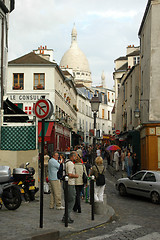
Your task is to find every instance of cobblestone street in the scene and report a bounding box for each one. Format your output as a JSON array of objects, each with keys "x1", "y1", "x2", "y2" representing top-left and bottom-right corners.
[{"x1": 61, "y1": 167, "x2": 160, "y2": 240}]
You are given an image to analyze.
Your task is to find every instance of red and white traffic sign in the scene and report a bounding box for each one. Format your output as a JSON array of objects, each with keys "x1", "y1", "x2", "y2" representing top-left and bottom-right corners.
[
  {"x1": 35, "y1": 99, "x2": 51, "y2": 119},
  {"x1": 115, "y1": 130, "x2": 120, "y2": 135}
]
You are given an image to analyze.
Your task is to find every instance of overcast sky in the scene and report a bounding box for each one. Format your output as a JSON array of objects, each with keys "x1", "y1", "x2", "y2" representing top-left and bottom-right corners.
[{"x1": 8, "y1": 0, "x2": 147, "y2": 89}]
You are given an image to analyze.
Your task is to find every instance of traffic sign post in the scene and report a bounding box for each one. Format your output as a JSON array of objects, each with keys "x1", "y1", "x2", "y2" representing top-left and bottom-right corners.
[
  {"x1": 115, "y1": 130, "x2": 120, "y2": 135},
  {"x1": 35, "y1": 99, "x2": 51, "y2": 119},
  {"x1": 35, "y1": 98, "x2": 53, "y2": 228},
  {"x1": 40, "y1": 118, "x2": 44, "y2": 228}
]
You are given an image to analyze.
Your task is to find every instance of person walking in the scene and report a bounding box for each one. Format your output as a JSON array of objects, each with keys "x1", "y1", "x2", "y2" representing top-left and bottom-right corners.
[
  {"x1": 96, "y1": 146, "x2": 101, "y2": 157},
  {"x1": 48, "y1": 152, "x2": 64, "y2": 210},
  {"x1": 114, "y1": 150, "x2": 120, "y2": 171},
  {"x1": 90, "y1": 156, "x2": 105, "y2": 202},
  {"x1": 62, "y1": 152, "x2": 79, "y2": 223},
  {"x1": 121, "y1": 150, "x2": 125, "y2": 171},
  {"x1": 73, "y1": 156, "x2": 87, "y2": 213},
  {"x1": 44, "y1": 150, "x2": 50, "y2": 180},
  {"x1": 132, "y1": 152, "x2": 139, "y2": 174},
  {"x1": 125, "y1": 151, "x2": 133, "y2": 177},
  {"x1": 77, "y1": 146, "x2": 82, "y2": 158}
]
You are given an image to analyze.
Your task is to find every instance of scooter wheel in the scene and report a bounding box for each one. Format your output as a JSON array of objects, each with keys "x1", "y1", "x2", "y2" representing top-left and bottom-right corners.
[{"x1": 3, "y1": 187, "x2": 22, "y2": 210}]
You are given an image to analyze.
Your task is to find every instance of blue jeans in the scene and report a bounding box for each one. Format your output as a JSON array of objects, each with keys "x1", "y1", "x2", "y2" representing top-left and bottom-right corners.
[{"x1": 127, "y1": 166, "x2": 132, "y2": 177}]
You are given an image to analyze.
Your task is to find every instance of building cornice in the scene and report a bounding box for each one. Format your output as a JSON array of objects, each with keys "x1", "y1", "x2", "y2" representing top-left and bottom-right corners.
[{"x1": 138, "y1": 0, "x2": 151, "y2": 37}]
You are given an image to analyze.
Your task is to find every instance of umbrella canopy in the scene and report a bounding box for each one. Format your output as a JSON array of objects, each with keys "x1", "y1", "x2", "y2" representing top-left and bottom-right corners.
[{"x1": 106, "y1": 145, "x2": 121, "y2": 151}]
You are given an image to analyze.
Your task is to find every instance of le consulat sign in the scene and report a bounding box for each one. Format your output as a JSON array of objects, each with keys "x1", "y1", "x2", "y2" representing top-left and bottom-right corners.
[{"x1": 8, "y1": 94, "x2": 48, "y2": 102}]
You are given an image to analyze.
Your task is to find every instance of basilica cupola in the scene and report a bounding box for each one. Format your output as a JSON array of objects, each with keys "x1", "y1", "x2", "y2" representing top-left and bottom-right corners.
[{"x1": 60, "y1": 25, "x2": 92, "y2": 88}]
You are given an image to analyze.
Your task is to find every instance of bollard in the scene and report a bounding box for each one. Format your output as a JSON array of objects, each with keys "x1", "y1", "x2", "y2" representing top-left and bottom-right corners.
[
  {"x1": 90, "y1": 175, "x2": 95, "y2": 220},
  {"x1": 85, "y1": 183, "x2": 88, "y2": 203},
  {"x1": 64, "y1": 176, "x2": 68, "y2": 227}
]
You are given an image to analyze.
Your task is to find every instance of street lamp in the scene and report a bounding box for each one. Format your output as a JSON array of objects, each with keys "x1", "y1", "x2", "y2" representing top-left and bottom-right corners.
[
  {"x1": 134, "y1": 107, "x2": 140, "y2": 118},
  {"x1": 90, "y1": 93, "x2": 101, "y2": 165}
]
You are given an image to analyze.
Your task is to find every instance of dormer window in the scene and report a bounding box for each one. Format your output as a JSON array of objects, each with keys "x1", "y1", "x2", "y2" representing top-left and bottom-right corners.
[
  {"x1": 13, "y1": 73, "x2": 24, "y2": 90},
  {"x1": 34, "y1": 73, "x2": 45, "y2": 90},
  {"x1": 133, "y1": 56, "x2": 140, "y2": 65}
]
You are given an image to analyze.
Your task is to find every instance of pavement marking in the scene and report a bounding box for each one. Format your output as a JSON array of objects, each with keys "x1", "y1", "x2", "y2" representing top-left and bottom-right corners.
[
  {"x1": 87, "y1": 224, "x2": 141, "y2": 240},
  {"x1": 136, "y1": 232, "x2": 160, "y2": 240},
  {"x1": 114, "y1": 224, "x2": 141, "y2": 232}
]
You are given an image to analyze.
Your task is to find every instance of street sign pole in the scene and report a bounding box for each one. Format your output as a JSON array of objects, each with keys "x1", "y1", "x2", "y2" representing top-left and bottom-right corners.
[
  {"x1": 35, "y1": 97, "x2": 53, "y2": 229},
  {"x1": 40, "y1": 118, "x2": 45, "y2": 228}
]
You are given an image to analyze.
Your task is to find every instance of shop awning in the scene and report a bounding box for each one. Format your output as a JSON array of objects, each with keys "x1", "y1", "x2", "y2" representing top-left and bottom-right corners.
[{"x1": 38, "y1": 121, "x2": 54, "y2": 142}]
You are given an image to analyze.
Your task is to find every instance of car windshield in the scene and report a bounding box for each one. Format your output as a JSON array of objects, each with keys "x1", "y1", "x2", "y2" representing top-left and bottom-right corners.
[{"x1": 130, "y1": 171, "x2": 146, "y2": 181}]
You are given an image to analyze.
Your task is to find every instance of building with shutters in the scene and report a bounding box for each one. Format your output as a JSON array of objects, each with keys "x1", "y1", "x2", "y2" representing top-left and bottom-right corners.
[{"x1": 5, "y1": 49, "x2": 77, "y2": 153}]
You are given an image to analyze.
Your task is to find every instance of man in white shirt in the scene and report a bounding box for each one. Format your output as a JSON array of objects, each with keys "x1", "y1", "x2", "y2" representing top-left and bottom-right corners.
[
  {"x1": 114, "y1": 150, "x2": 120, "y2": 171},
  {"x1": 62, "y1": 152, "x2": 78, "y2": 223}
]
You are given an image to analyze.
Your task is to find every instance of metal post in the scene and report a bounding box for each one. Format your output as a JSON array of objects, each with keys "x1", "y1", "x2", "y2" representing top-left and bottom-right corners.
[
  {"x1": 85, "y1": 183, "x2": 88, "y2": 203},
  {"x1": 64, "y1": 176, "x2": 68, "y2": 227},
  {"x1": 90, "y1": 175, "x2": 95, "y2": 220},
  {"x1": 1, "y1": 18, "x2": 4, "y2": 110},
  {"x1": 93, "y1": 112, "x2": 97, "y2": 165},
  {"x1": 40, "y1": 119, "x2": 45, "y2": 228}
]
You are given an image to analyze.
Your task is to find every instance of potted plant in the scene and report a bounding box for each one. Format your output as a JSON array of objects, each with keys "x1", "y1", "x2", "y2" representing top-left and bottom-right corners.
[
  {"x1": 37, "y1": 84, "x2": 43, "y2": 89},
  {"x1": 13, "y1": 83, "x2": 21, "y2": 89}
]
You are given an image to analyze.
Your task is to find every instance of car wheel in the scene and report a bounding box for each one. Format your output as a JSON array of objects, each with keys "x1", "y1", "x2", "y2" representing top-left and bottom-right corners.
[
  {"x1": 151, "y1": 191, "x2": 160, "y2": 204},
  {"x1": 119, "y1": 184, "x2": 127, "y2": 196}
]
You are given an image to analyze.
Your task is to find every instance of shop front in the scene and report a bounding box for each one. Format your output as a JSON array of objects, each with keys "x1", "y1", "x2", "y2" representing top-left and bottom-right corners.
[
  {"x1": 38, "y1": 121, "x2": 70, "y2": 153},
  {"x1": 140, "y1": 123, "x2": 160, "y2": 170}
]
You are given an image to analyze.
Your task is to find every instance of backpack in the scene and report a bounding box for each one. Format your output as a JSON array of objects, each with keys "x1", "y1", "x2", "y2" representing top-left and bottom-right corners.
[
  {"x1": 82, "y1": 165, "x2": 88, "y2": 184},
  {"x1": 57, "y1": 163, "x2": 64, "y2": 180},
  {"x1": 95, "y1": 165, "x2": 105, "y2": 186},
  {"x1": 57, "y1": 160, "x2": 71, "y2": 180}
]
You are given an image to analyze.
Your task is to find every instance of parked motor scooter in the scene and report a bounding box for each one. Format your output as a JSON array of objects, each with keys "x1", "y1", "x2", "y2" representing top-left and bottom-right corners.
[
  {"x1": 0, "y1": 166, "x2": 22, "y2": 210},
  {"x1": 13, "y1": 162, "x2": 39, "y2": 202}
]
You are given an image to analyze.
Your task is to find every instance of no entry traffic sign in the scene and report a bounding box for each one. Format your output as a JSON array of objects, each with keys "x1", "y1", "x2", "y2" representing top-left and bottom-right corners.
[
  {"x1": 115, "y1": 130, "x2": 120, "y2": 135},
  {"x1": 35, "y1": 99, "x2": 51, "y2": 119}
]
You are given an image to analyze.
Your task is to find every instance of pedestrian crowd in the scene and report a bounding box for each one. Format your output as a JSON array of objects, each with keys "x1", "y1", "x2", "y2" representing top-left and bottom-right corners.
[
  {"x1": 113, "y1": 148, "x2": 140, "y2": 177},
  {"x1": 42, "y1": 143, "x2": 140, "y2": 223}
]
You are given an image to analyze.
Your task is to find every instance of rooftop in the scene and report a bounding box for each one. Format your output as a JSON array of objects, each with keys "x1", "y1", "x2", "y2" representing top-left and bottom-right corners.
[{"x1": 8, "y1": 52, "x2": 55, "y2": 65}]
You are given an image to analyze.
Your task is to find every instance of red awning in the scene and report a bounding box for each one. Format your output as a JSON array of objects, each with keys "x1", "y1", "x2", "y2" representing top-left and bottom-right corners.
[{"x1": 38, "y1": 121, "x2": 54, "y2": 142}]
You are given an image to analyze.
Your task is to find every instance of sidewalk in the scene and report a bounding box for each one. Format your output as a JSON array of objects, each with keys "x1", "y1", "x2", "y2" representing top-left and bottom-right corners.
[{"x1": 1, "y1": 189, "x2": 115, "y2": 240}]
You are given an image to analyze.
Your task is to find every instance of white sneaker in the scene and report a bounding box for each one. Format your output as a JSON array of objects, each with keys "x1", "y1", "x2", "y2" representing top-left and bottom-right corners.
[{"x1": 56, "y1": 206, "x2": 65, "y2": 210}]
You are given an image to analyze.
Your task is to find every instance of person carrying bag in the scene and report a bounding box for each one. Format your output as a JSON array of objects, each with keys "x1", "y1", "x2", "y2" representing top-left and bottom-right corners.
[{"x1": 90, "y1": 157, "x2": 106, "y2": 202}]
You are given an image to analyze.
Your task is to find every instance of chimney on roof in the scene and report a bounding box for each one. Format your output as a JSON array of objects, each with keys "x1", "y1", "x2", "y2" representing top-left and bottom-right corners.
[
  {"x1": 45, "y1": 46, "x2": 47, "y2": 49},
  {"x1": 40, "y1": 46, "x2": 42, "y2": 49}
]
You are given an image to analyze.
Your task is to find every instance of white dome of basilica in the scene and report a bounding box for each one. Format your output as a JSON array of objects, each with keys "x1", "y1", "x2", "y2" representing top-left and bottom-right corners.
[{"x1": 60, "y1": 25, "x2": 92, "y2": 87}]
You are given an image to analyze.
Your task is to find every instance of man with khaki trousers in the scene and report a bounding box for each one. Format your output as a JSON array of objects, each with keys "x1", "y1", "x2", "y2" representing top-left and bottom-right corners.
[{"x1": 48, "y1": 152, "x2": 64, "y2": 210}]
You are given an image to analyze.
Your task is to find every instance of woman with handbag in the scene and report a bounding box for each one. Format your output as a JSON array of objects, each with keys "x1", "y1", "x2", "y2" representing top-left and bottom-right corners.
[
  {"x1": 73, "y1": 156, "x2": 87, "y2": 213},
  {"x1": 90, "y1": 156, "x2": 106, "y2": 202}
]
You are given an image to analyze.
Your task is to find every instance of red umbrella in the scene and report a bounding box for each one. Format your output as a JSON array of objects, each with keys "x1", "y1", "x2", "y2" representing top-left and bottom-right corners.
[{"x1": 106, "y1": 145, "x2": 121, "y2": 151}]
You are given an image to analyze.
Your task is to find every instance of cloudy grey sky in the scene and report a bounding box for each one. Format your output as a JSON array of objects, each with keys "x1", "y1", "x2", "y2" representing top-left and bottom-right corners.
[{"x1": 8, "y1": 0, "x2": 147, "y2": 89}]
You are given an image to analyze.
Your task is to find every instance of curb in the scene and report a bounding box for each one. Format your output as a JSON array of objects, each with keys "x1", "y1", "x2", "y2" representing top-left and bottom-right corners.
[
  {"x1": 22, "y1": 230, "x2": 59, "y2": 240},
  {"x1": 59, "y1": 205, "x2": 115, "y2": 239}
]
